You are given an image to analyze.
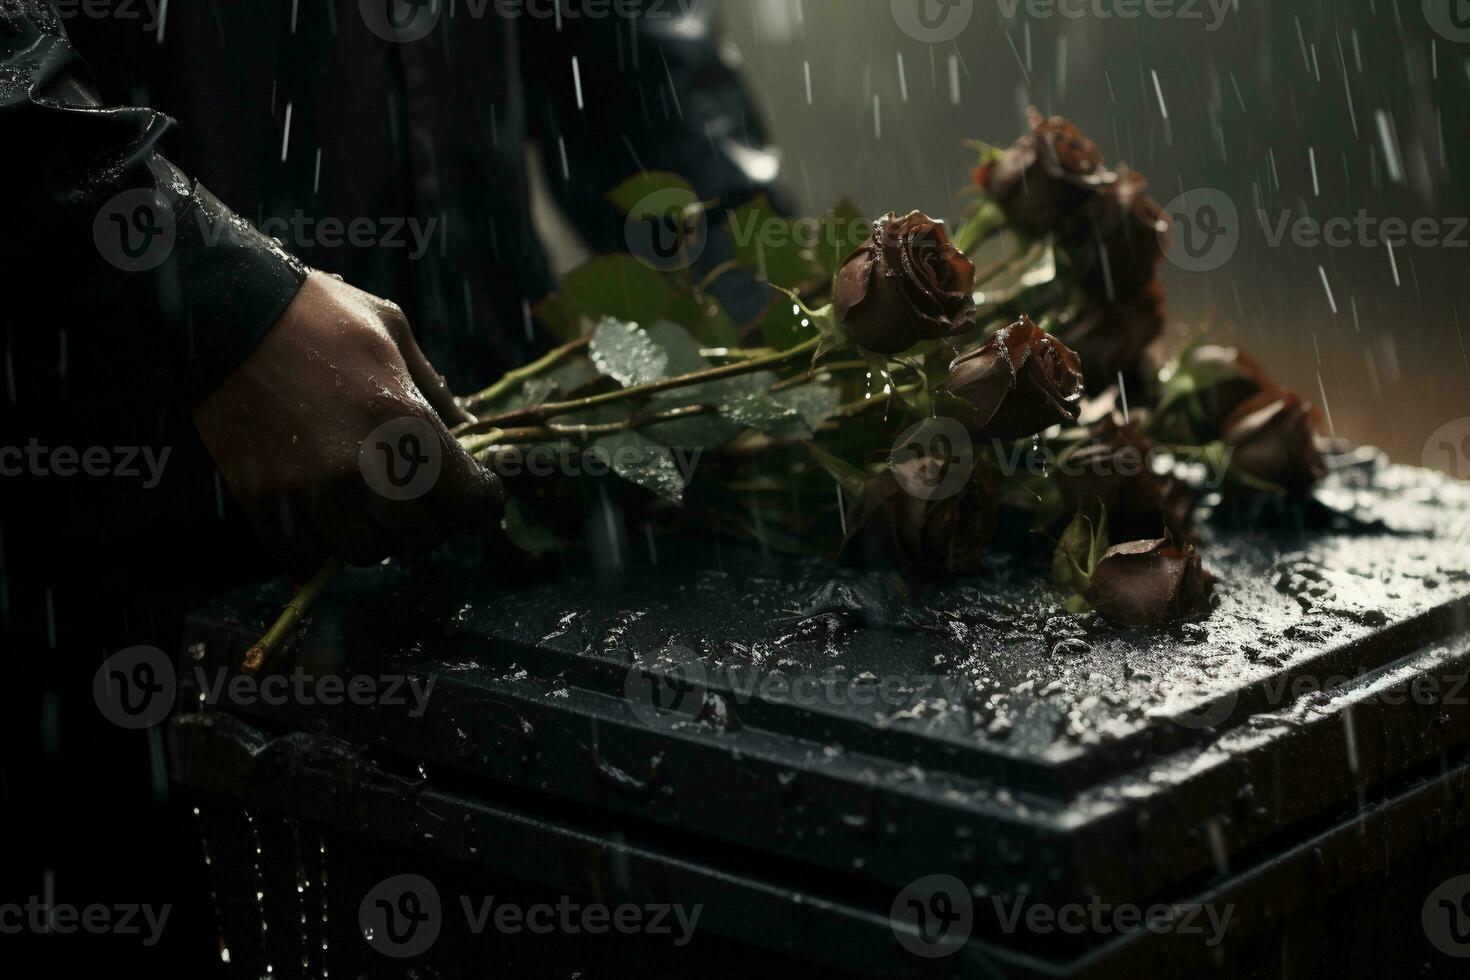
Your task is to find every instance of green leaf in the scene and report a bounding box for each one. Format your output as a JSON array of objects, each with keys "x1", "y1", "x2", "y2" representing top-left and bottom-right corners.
[
  {"x1": 589, "y1": 317, "x2": 668, "y2": 387},
  {"x1": 666, "y1": 292, "x2": 740, "y2": 347},
  {"x1": 559, "y1": 254, "x2": 674, "y2": 327},
  {"x1": 642, "y1": 320, "x2": 707, "y2": 374},
  {"x1": 720, "y1": 384, "x2": 840, "y2": 440},
  {"x1": 726, "y1": 194, "x2": 818, "y2": 288},
  {"x1": 639, "y1": 320, "x2": 745, "y2": 448},
  {"x1": 501, "y1": 498, "x2": 564, "y2": 557},
  {"x1": 1200, "y1": 440, "x2": 1287, "y2": 495},
  {"x1": 1156, "y1": 352, "x2": 1245, "y2": 417},
  {"x1": 605, "y1": 171, "x2": 696, "y2": 215},
  {"x1": 1052, "y1": 509, "x2": 1105, "y2": 599},
  {"x1": 590, "y1": 431, "x2": 686, "y2": 504}
]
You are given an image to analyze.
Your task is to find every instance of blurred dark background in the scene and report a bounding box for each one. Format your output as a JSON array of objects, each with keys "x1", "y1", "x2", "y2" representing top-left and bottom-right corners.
[{"x1": 704, "y1": 0, "x2": 1470, "y2": 472}]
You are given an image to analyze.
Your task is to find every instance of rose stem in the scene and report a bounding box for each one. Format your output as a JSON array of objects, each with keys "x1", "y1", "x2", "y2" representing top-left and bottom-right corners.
[
  {"x1": 949, "y1": 200, "x2": 1007, "y2": 255},
  {"x1": 241, "y1": 556, "x2": 348, "y2": 675},
  {"x1": 458, "y1": 335, "x2": 821, "y2": 435},
  {"x1": 459, "y1": 403, "x2": 713, "y2": 456},
  {"x1": 460, "y1": 335, "x2": 592, "y2": 413}
]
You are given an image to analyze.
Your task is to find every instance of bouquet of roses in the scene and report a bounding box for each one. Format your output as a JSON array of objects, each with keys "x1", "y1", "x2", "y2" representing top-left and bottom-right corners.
[{"x1": 248, "y1": 111, "x2": 1328, "y2": 670}]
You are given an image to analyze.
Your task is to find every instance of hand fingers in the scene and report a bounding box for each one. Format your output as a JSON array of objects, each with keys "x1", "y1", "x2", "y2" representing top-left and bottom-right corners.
[
  {"x1": 374, "y1": 302, "x2": 474, "y2": 427},
  {"x1": 418, "y1": 411, "x2": 507, "y2": 531}
]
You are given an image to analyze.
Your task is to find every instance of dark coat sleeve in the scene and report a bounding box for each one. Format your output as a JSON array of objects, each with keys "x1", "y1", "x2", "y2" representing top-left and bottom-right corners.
[{"x1": 0, "y1": 2, "x2": 307, "y2": 405}]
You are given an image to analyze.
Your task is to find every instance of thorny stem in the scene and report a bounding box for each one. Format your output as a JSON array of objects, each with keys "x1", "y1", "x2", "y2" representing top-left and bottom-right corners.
[
  {"x1": 459, "y1": 404, "x2": 713, "y2": 455},
  {"x1": 242, "y1": 556, "x2": 348, "y2": 675},
  {"x1": 950, "y1": 199, "x2": 1006, "y2": 256},
  {"x1": 457, "y1": 335, "x2": 822, "y2": 435},
  {"x1": 460, "y1": 335, "x2": 592, "y2": 413}
]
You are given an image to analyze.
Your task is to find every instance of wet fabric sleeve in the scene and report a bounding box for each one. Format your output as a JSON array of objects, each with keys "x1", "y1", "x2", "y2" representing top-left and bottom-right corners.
[{"x1": 0, "y1": 2, "x2": 307, "y2": 405}]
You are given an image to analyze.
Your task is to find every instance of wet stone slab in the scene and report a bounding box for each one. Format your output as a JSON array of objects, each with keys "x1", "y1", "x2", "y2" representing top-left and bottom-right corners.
[{"x1": 172, "y1": 459, "x2": 1470, "y2": 974}]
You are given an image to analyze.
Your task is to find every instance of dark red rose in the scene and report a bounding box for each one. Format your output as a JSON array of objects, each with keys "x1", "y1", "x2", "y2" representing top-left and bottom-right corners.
[
  {"x1": 852, "y1": 459, "x2": 999, "y2": 579},
  {"x1": 1056, "y1": 416, "x2": 1195, "y2": 544},
  {"x1": 976, "y1": 109, "x2": 1112, "y2": 239},
  {"x1": 1222, "y1": 390, "x2": 1326, "y2": 494},
  {"x1": 834, "y1": 210, "x2": 976, "y2": 354},
  {"x1": 1054, "y1": 280, "x2": 1167, "y2": 396},
  {"x1": 1182, "y1": 345, "x2": 1279, "y2": 436},
  {"x1": 1086, "y1": 538, "x2": 1214, "y2": 626},
  {"x1": 1059, "y1": 166, "x2": 1169, "y2": 304},
  {"x1": 941, "y1": 316, "x2": 1085, "y2": 441}
]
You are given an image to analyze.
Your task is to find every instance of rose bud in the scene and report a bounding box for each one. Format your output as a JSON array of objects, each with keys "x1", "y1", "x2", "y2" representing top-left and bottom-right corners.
[
  {"x1": 1182, "y1": 345, "x2": 1279, "y2": 436},
  {"x1": 975, "y1": 108, "x2": 1112, "y2": 239},
  {"x1": 851, "y1": 459, "x2": 999, "y2": 579},
  {"x1": 1086, "y1": 538, "x2": 1215, "y2": 626},
  {"x1": 1221, "y1": 389, "x2": 1327, "y2": 494},
  {"x1": 1060, "y1": 167, "x2": 1169, "y2": 306},
  {"x1": 1054, "y1": 281, "x2": 1167, "y2": 396},
  {"x1": 834, "y1": 210, "x2": 977, "y2": 354},
  {"x1": 941, "y1": 315, "x2": 1085, "y2": 441},
  {"x1": 1057, "y1": 417, "x2": 1195, "y2": 544}
]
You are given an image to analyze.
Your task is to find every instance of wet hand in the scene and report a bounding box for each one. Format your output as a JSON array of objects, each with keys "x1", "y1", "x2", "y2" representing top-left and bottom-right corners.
[{"x1": 194, "y1": 272, "x2": 504, "y2": 580}]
